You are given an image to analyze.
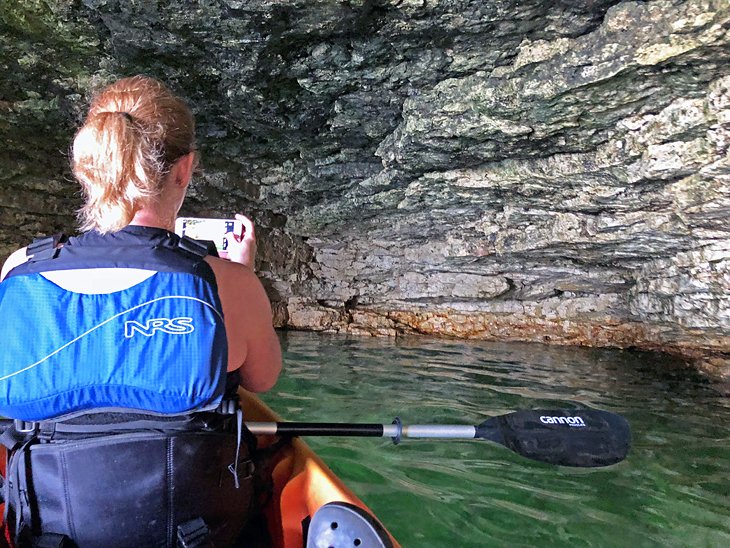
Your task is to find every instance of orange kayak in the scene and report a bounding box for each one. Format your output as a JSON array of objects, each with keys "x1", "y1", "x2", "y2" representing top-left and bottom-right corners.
[{"x1": 242, "y1": 390, "x2": 399, "y2": 547}]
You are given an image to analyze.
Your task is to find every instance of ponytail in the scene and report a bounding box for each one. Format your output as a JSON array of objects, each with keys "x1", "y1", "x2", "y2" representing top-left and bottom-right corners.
[
  {"x1": 71, "y1": 76, "x2": 195, "y2": 233},
  {"x1": 73, "y1": 111, "x2": 161, "y2": 232}
]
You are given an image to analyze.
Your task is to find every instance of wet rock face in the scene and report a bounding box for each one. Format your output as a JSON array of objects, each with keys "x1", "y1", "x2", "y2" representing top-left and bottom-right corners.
[{"x1": 1, "y1": 0, "x2": 729, "y2": 374}]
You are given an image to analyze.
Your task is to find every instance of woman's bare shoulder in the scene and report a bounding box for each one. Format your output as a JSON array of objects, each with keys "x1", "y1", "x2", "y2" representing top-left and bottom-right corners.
[
  {"x1": 203, "y1": 256, "x2": 271, "y2": 304},
  {"x1": 1, "y1": 247, "x2": 29, "y2": 281},
  {"x1": 204, "y1": 254, "x2": 281, "y2": 392},
  {"x1": 204, "y1": 255, "x2": 261, "y2": 284}
]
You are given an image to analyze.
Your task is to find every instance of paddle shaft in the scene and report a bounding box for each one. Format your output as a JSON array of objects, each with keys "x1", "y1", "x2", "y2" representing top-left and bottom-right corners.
[{"x1": 246, "y1": 421, "x2": 477, "y2": 439}]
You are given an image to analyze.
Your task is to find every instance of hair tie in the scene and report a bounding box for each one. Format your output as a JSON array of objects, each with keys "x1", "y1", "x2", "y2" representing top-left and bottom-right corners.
[{"x1": 118, "y1": 112, "x2": 134, "y2": 122}]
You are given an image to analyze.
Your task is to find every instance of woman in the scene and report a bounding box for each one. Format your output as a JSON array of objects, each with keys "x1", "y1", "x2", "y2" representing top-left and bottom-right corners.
[
  {"x1": 0, "y1": 75, "x2": 281, "y2": 546},
  {"x1": 1, "y1": 75, "x2": 281, "y2": 393}
]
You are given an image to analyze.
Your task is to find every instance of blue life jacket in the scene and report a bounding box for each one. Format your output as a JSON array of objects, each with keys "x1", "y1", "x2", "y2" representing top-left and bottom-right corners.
[{"x1": 0, "y1": 226, "x2": 228, "y2": 421}]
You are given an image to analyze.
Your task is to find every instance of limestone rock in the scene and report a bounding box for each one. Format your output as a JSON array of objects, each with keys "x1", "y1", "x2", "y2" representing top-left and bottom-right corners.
[{"x1": 1, "y1": 0, "x2": 729, "y2": 376}]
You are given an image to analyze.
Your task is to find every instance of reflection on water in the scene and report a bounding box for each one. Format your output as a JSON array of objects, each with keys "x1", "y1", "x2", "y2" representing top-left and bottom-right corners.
[{"x1": 260, "y1": 331, "x2": 730, "y2": 547}]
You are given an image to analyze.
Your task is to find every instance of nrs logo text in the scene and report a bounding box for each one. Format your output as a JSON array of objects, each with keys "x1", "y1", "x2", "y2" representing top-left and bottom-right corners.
[{"x1": 124, "y1": 317, "x2": 195, "y2": 338}]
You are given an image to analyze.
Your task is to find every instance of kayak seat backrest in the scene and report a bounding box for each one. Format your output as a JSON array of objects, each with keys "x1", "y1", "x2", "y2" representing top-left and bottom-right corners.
[{"x1": 306, "y1": 502, "x2": 393, "y2": 548}]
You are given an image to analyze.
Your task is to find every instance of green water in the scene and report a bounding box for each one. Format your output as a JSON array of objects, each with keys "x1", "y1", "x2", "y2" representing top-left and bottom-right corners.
[{"x1": 259, "y1": 331, "x2": 730, "y2": 547}]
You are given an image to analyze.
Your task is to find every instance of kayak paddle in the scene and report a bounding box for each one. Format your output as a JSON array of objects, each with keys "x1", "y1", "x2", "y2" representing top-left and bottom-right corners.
[{"x1": 245, "y1": 408, "x2": 630, "y2": 468}]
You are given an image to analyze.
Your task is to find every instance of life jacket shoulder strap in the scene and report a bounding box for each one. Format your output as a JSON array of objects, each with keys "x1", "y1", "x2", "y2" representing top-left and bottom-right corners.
[
  {"x1": 26, "y1": 233, "x2": 68, "y2": 262},
  {"x1": 178, "y1": 235, "x2": 214, "y2": 258},
  {"x1": 24, "y1": 232, "x2": 215, "y2": 264}
]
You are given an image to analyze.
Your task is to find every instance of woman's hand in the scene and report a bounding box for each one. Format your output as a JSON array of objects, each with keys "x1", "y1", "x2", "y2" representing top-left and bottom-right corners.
[{"x1": 226, "y1": 213, "x2": 257, "y2": 269}]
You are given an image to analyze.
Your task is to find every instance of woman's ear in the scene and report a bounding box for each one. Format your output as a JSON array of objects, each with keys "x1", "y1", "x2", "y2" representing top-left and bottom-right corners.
[{"x1": 172, "y1": 152, "x2": 196, "y2": 187}]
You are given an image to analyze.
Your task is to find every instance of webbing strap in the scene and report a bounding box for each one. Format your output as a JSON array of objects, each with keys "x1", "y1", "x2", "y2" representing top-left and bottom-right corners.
[
  {"x1": 47, "y1": 418, "x2": 199, "y2": 435},
  {"x1": 228, "y1": 409, "x2": 243, "y2": 489},
  {"x1": 0, "y1": 400, "x2": 239, "y2": 444},
  {"x1": 4, "y1": 438, "x2": 35, "y2": 533},
  {"x1": 26, "y1": 234, "x2": 66, "y2": 262},
  {"x1": 177, "y1": 236, "x2": 210, "y2": 258}
]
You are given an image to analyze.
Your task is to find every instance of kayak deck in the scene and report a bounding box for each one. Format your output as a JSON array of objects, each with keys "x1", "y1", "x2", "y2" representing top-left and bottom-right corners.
[{"x1": 242, "y1": 390, "x2": 398, "y2": 547}]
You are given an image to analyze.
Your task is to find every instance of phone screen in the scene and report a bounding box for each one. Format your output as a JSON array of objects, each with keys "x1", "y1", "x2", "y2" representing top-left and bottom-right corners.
[{"x1": 174, "y1": 217, "x2": 240, "y2": 257}]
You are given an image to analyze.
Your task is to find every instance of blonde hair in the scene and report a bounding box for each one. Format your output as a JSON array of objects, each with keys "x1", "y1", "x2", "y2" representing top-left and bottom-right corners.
[{"x1": 72, "y1": 75, "x2": 196, "y2": 233}]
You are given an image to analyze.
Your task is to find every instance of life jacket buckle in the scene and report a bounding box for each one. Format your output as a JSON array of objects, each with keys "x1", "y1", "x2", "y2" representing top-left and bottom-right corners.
[
  {"x1": 13, "y1": 420, "x2": 38, "y2": 434},
  {"x1": 177, "y1": 517, "x2": 212, "y2": 548},
  {"x1": 215, "y1": 398, "x2": 238, "y2": 415}
]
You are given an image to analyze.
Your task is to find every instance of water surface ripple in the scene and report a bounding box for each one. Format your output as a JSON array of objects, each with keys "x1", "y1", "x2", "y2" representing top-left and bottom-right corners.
[{"x1": 260, "y1": 332, "x2": 730, "y2": 547}]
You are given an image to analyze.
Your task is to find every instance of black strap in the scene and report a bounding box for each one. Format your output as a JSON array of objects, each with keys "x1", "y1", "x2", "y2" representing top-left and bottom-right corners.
[
  {"x1": 5, "y1": 437, "x2": 36, "y2": 538},
  {"x1": 26, "y1": 234, "x2": 67, "y2": 262},
  {"x1": 177, "y1": 236, "x2": 211, "y2": 258},
  {"x1": 45, "y1": 418, "x2": 201, "y2": 435},
  {"x1": 0, "y1": 399, "x2": 240, "y2": 445}
]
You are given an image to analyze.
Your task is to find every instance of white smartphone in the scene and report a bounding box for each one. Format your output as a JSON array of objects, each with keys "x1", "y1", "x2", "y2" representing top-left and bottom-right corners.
[{"x1": 174, "y1": 217, "x2": 242, "y2": 258}]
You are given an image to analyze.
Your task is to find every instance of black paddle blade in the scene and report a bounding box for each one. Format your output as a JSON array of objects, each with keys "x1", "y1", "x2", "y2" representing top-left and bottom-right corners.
[{"x1": 476, "y1": 409, "x2": 631, "y2": 467}]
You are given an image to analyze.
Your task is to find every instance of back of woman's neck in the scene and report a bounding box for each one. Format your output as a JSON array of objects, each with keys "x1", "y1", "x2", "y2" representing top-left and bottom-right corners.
[{"x1": 129, "y1": 210, "x2": 175, "y2": 232}]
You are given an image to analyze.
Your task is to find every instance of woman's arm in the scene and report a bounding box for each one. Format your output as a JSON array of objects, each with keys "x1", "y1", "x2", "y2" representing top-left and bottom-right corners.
[
  {"x1": 204, "y1": 214, "x2": 282, "y2": 392},
  {"x1": 208, "y1": 259, "x2": 282, "y2": 392}
]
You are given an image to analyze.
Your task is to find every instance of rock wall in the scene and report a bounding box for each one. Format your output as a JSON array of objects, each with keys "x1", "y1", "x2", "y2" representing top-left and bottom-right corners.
[{"x1": 1, "y1": 0, "x2": 728, "y2": 375}]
